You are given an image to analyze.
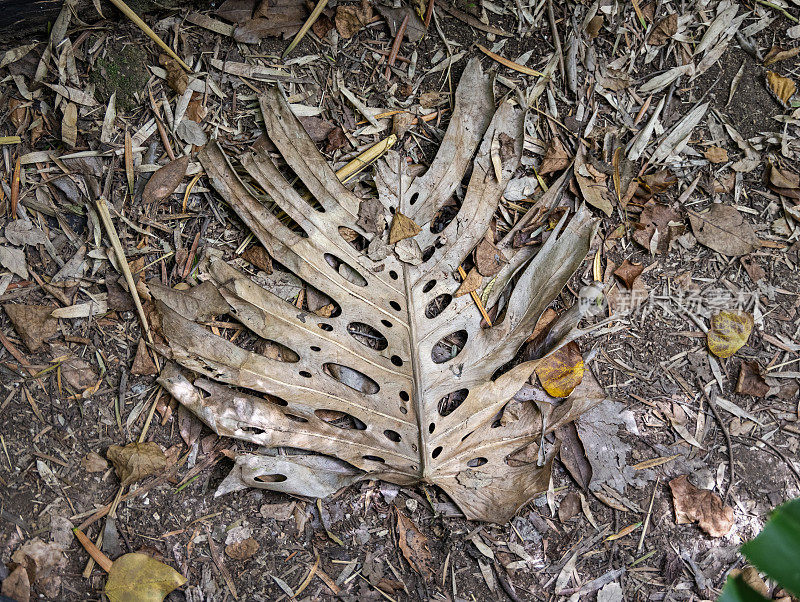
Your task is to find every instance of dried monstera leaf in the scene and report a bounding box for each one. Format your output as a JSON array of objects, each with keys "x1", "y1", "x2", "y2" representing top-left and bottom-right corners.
[{"x1": 155, "y1": 60, "x2": 603, "y2": 523}]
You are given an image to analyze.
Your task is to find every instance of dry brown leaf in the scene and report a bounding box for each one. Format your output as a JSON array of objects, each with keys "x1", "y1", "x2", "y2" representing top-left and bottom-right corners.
[
  {"x1": 233, "y1": 0, "x2": 307, "y2": 42},
  {"x1": 335, "y1": 0, "x2": 372, "y2": 39},
  {"x1": 154, "y1": 61, "x2": 602, "y2": 523},
  {"x1": 356, "y1": 197, "x2": 387, "y2": 236},
  {"x1": 474, "y1": 237, "x2": 505, "y2": 276},
  {"x1": 558, "y1": 490, "x2": 581, "y2": 521},
  {"x1": 689, "y1": 205, "x2": 760, "y2": 257},
  {"x1": 81, "y1": 451, "x2": 109, "y2": 473},
  {"x1": 636, "y1": 170, "x2": 677, "y2": 200},
  {"x1": 613, "y1": 259, "x2": 644, "y2": 289},
  {"x1": 539, "y1": 137, "x2": 570, "y2": 175},
  {"x1": 225, "y1": 538, "x2": 259, "y2": 560},
  {"x1": 765, "y1": 46, "x2": 800, "y2": 67},
  {"x1": 735, "y1": 361, "x2": 769, "y2": 397},
  {"x1": 3, "y1": 304, "x2": 59, "y2": 352},
  {"x1": 159, "y1": 54, "x2": 188, "y2": 94},
  {"x1": 585, "y1": 15, "x2": 603, "y2": 38},
  {"x1": 767, "y1": 164, "x2": 800, "y2": 199},
  {"x1": 648, "y1": 13, "x2": 678, "y2": 45},
  {"x1": 669, "y1": 475, "x2": 734, "y2": 537},
  {"x1": 107, "y1": 442, "x2": 167, "y2": 486},
  {"x1": 388, "y1": 211, "x2": 421, "y2": 244},
  {"x1": 575, "y1": 147, "x2": 613, "y2": 216},
  {"x1": 454, "y1": 266, "x2": 482, "y2": 297},
  {"x1": 143, "y1": 155, "x2": 190, "y2": 205},
  {"x1": 61, "y1": 102, "x2": 77, "y2": 148},
  {"x1": 105, "y1": 553, "x2": 186, "y2": 602},
  {"x1": 10, "y1": 538, "x2": 66, "y2": 599},
  {"x1": 396, "y1": 512, "x2": 434, "y2": 580},
  {"x1": 131, "y1": 338, "x2": 157, "y2": 376},
  {"x1": 536, "y1": 342, "x2": 584, "y2": 398},
  {"x1": 704, "y1": 146, "x2": 728, "y2": 164},
  {"x1": 557, "y1": 423, "x2": 592, "y2": 489},
  {"x1": 242, "y1": 244, "x2": 273, "y2": 273},
  {"x1": 708, "y1": 310, "x2": 753, "y2": 359},
  {"x1": 740, "y1": 255, "x2": 765, "y2": 282},
  {"x1": 766, "y1": 71, "x2": 797, "y2": 108},
  {"x1": 1, "y1": 565, "x2": 30, "y2": 602}
]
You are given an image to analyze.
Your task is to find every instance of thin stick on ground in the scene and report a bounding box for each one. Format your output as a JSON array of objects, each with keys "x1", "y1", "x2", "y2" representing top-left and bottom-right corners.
[{"x1": 699, "y1": 384, "x2": 735, "y2": 501}]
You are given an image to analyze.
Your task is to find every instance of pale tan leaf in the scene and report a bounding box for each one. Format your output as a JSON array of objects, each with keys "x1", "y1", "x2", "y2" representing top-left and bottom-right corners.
[{"x1": 154, "y1": 60, "x2": 603, "y2": 523}]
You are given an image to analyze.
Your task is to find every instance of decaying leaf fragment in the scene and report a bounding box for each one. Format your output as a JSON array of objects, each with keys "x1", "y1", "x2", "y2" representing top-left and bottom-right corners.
[
  {"x1": 396, "y1": 512, "x2": 434, "y2": 580},
  {"x1": 669, "y1": 475, "x2": 734, "y2": 537},
  {"x1": 154, "y1": 60, "x2": 603, "y2": 523},
  {"x1": 143, "y1": 155, "x2": 190, "y2": 204},
  {"x1": 708, "y1": 310, "x2": 753, "y2": 358}
]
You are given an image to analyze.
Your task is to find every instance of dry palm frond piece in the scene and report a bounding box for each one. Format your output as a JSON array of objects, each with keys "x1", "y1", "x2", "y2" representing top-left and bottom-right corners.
[{"x1": 155, "y1": 60, "x2": 604, "y2": 523}]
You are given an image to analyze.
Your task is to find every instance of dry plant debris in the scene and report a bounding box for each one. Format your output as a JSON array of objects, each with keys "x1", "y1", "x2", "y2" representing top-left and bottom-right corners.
[
  {"x1": 156, "y1": 61, "x2": 603, "y2": 522},
  {"x1": 1, "y1": 0, "x2": 800, "y2": 597}
]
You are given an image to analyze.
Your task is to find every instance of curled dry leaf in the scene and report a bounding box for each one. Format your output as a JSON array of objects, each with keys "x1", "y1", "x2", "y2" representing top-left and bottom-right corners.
[
  {"x1": 106, "y1": 442, "x2": 167, "y2": 486},
  {"x1": 736, "y1": 361, "x2": 769, "y2": 397},
  {"x1": 154, "y1": 61, "x2": 603, "y2": 523},
  {"x1": 708, "y1": 310, "x2": 753, "y2": 359},
  {"x1": 225, "y1": 538, "x2": 259, "y2": 560},
  {"x1": 131, "y1": 338, "x2": 158, "y2": 376},
  {"x1": 159, "y1": 54, "x2": 188, "y2": 94},
  {"x1": 669, "y1": 475, "x2": 734, "y2": 537},
  {"x1": 10, "y1": 538, "x2": 66, "y2": 598},
  {"x1": 535, "y1": 342, "x2": 585, "y2": 398},
  {"x1": 613, "y1": 259, "x2": 644, "y2": 289},
  {"x1": 105, "y1": 553, "x2": 186, "y2": 602},
  {"x1": 575, "y1": 146, "x2": 613, "y2": 216},
  {"x1": 689, "y1": 204, "x2": 760, "y2": 257},
  {"x1": 335, "y1": 0, "x2": 372, "y2": 39},
  {"x1": 766, "y1": 71, "x2": 797, "y2": 108},
  {"x1": 396, "y1": 512, "x2": 434, "y2": 580},
  {"x1": 143, "y1": 155, "x2": 190, "y2": 204},
  {"x1": 81, "y1": 451, "x2": 109, "y2": 473}
]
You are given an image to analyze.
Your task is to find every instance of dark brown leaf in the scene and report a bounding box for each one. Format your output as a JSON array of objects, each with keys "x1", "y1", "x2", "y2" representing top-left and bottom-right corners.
[
  {"x1": 242, "y1": 244, "x2": 274, "y2": 274},
  {"x1": 735, "y1": 361, "x2": 769, "y2": 397},
  {"x1": 143, "y1": 155, "x2": 189, "y2": 205},
  {"x1": 396, "y1": 512, "x2": 434, "y2": 580},
  {"x1": 131, "y1": 338, "x2": 157, "y2": 376},
  {"x1": 356, "y1": 198, "x2": 387, "y2": 235},
  {"x1": 557, "y1": 423, "x2": 592, "y2": 489},
  {"x1": 613, "y1": 259, "x2": 644, "y2": 289},
  {"x1": 225, "y1": 538, "x2": 259, "y2": 560},
  {"x1": 539, "y1": 137, "x2": 570, "y2": 175}
]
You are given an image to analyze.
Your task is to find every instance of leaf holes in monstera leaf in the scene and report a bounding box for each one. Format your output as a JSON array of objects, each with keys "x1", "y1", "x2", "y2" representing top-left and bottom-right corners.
[
  {"x1": 254, "y1": 473, "x2": 287, "y2": 483},
  {"x1": 431, "y1": 330, "x2": 467, "y2": 364},
  {"x1": 467, "y1": 457, "x2": 488, "y2": 467},
  {"x1": 384, "y1": 429, "x2": 401, "y2": 442},
  {"x1": 438, "y1": 389, "x2": 468, "y2": 416},
  {"x1": 324, "y1": 253, "x2": 367, "y2": 286},
  {"x1": 323, "y1": 363, "x2": 380, "y2": 394},
  {"x1": 425, "y1": 293, "x2": 452, "y2": 318},
  {"x1": 348, "y1": 322, "x2": 388, "y2": 350},
  {"x1": 315, "y1": 409, "x2": 367, "y2": 430},
  {"x1": 338, "y1": 226, "x2": 369, "y2": 252}
]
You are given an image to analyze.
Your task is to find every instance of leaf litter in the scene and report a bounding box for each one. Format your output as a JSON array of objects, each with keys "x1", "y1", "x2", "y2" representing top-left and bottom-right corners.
[{"x1": 2, "y1": 0, "x2": 800, "y2": 598}]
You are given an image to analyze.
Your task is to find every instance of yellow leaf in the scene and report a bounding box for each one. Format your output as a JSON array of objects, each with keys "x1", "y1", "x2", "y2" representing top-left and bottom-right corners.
[
  {"x1": 766, "y1": 71, "x2": 797, "y2": 108},
  {"x1": 605, "y1": 521, "x2": 642, "y2": 541},
  {"x1": 536, "y1": 342, "x2": 584, "y2": 398},
  {"x1": 105, "y1": 553, "x2": 186, "y2": 602},
  {"x1": 707, "y1": 310, "x2": 753, "y2": 358}
]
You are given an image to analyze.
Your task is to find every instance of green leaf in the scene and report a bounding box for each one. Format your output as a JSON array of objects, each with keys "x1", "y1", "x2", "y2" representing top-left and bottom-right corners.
[
  {"x1": 718, "y1": 575, "x2": 771, "y2": 602},
  {"x1": 741, "y1": 498, "x2": 800, "y2": 597}
]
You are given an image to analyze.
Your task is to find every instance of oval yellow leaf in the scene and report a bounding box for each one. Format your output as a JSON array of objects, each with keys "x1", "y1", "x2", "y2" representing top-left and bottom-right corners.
[
  {"x1": 707, "y1": 310, "x2": 753, "y2": 358},
  {"x1": 536, "y1": 342, "x2": 584, "y2": 398},
  {"x1": 105, "y1": 553, "x2": 187, "y2": 602}
]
